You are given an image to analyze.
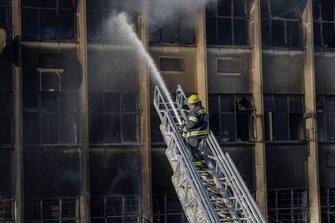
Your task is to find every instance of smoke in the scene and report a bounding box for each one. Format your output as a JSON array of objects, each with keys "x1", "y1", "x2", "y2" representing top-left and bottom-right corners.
[
  {"x1": 148, "y1": 0, "x2": 212, "y2": 25},
  {"x1": 105, "y1": 0, "x2": 215, "y2": 33}
]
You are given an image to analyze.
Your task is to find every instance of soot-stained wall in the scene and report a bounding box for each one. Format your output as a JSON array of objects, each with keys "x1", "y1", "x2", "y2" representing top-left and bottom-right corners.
[
  {"x1": 266, "y1": 144, "x2": 307, "y2": 189},
  {"x1": 263, "y1": 50, "x2": 304, "y2": 94},
  {"x1": 149, "y1": 46, "x2": 197, "y2": 93},
  {"x1": 21, "y1": 45, "x2": 82, "y2": 198},
  {"x1": 207, "y1": 48, "x2": 251, "y2": 94},
  {"x1": 315, "y1": 52, "x2": 335, "y2": 94},
  {"x1": 90, "y1": 149, "x2": 141, "y2": 195},
  {"x1": 87, "y1": 45, "x2": 141, "y2": 197},
  {"x1": 24, "y1": 149, "x2": 80, "y2": 198},
  {"x1": 0, "y1": 150, "x2": 13, "y2": 198}
]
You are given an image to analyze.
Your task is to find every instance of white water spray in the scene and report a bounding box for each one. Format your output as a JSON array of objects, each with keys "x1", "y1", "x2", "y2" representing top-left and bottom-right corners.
[{"x1": 116, "y1": 13, "x2": 182, "y2": 125}]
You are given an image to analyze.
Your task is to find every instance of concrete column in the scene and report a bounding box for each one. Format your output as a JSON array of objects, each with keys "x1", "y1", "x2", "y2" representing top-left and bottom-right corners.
[
  {"x1": 302, "y1": 1, "x2": 321, "y2": 222},
  {"x1": 195, "y1": 7, "x2": 208, "y2": 107},
  {"x1": 138, "y1": 13, "x2": 153, "y2": 222},
  {"x1": 77, "y1": 0, "x2": 90, "y2": 222},
  {"x1": 11, "y1": 0, "x2": 23, "y2": 222},
  {"x1": 249, "y1": 0, "x2": 267, "y2": 219}
]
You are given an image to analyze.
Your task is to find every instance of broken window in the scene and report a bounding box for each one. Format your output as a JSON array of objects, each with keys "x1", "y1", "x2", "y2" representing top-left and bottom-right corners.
[
  {"x1": 23, "y1": 67, "x2": 79, "y2": 145},
  {"x1": 91, "y1": 195, "x2": 140, "y2": 223},
  {"x1": 88, "y1": 92, "x2": 140, "y2": 145},
  {"x1": 317, "y1": 95, "x2": 335, "y2": 141},
  {"x1": 313, "y1": 0, "x2": 335, "y2": 48},
  {"x1": 261, "y1": 0, "x2": 303, "y2": 48},
  {"x1": 268, "y1": 189, "x2": 308, "y2": 223},
  {"x1": 0, "y1": 0, "x2": 10, "y2": 37},
  {"x1": 206, "y1": 0, "x2": 249, "y2": 45},
  {"x1": 22, "y1": 0, "x2": 77, "y2": 40},
  {"x1": 264, "y1": 95, "x2": 305, "y2": 141},
  {"x1": 208, "y1": 94, "x2": 254, "y2": 143}
]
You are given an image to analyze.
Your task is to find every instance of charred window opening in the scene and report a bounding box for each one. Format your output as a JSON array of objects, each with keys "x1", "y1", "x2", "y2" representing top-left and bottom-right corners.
[
  {"x1": 149, "y1": 17, "x2": 196, "y2": 44},
  {"x1": 87, "y1": 0, "x2": 140, "y2": 43},
  {"x1": 313, "y1": 0, "x2": 335, "y2": 48},
  {"x1": 261, "y1": 0, "x2": 303, "y2": 48},
  {"x1": 22, "y1": 0, "x2": 77, "y2": 40},
  {"x1": 206, "y1": 0, "x2": 249, "y2": 46},
  {"x1": 24, "y1": 198, "x2": 80, "y2": 222},
  {"x1": 23, "y1": 62, "x2": 80, "y2": 145},
  {"x1": 268, "y1": 189, "x2": 308, "y2": 223},
  {"x1": 264, "y1": 95, "x2": 305, "y2": 142},
  {"x1": 89, "y1": 92, "x2": 140, "y2": 145},
  {"x1": 208, "y1": 94, "x2": 254, "y2": 143},
  {"x1": 317, "y1": 95, "x2": 335, "y2": 142},
  {"x1": 153, "y1": 194, "x2": 187, "y2": 223},
  {"x1": 0, "y1": 199, "x2": 14, "y2": 222},
  {"x1": 0, "y1": 0, "x2": 10, "y2": 38},
  {"x1": 0, "y1": 58, "x2": 13, "y2": 146},
  {"x1": 91, "y1": 195, "x2": 140, "y2": 222},
  {"x1": 321, "y1": 189, "x2": 335, "y2": 223}
]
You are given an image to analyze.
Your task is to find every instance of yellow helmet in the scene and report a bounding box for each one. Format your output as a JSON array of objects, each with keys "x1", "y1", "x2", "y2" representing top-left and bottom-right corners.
[{"x1": 188, "y1": 94, "x2": 200, "y2": 104}]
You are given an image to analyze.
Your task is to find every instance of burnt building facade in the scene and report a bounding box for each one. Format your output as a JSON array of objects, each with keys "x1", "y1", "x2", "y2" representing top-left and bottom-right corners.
[{"x1": 0, "y1": 0, "x2": 334, "y2": 222}]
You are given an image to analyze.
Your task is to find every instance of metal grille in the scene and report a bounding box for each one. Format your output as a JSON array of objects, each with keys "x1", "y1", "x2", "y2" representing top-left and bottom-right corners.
[
  {"x1": 0, "y1": 199, "x2": 14, "y2": 222},
  {"x1": 24, "y1": 197, "x2": 80, "y2": 223},
  {"x1": 91, "y1": 195, "x2": 140, "y2": 223},
  {"x1": 159, "y1": 57, "x2": 184, "y2": 72},
  {"x1": 216, "y1": 57, "x2": 242, "y2": 76},
  {"x1": 268, "y1": 189, "x2": 308, "y2": 223},
  {"x1": 321, "y1": 189, "x2": 335, "y2": 223}
]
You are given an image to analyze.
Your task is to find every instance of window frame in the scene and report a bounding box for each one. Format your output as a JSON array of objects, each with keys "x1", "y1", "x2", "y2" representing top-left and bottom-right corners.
[
  {"x1": 206, "y1": 0, "x2": 250, "y2": 46},
  {"x1": 208, "y1": 93, "x2": 255, "y2": 144},
  {"x1": 316, "y1": 95, "x2": 335, "y2": 143},
  {"x1": 313, "y1": 1, "x2": 335, "y2": 49},
  {"x1": 264, "y1": 94, "x2": 306, "y2": 143},
  {"x1": 21, "y1": 0, "x2": 77, "y2": 41},
  {"x1": 88, "y1": 92, "x2": 140, "y2": 146},
  {"x1": 261, "y1": 0, "x2": 303, "y2": 48},
  {"x1": 23, "y1": 68, "x2": 80, "y2": 146},
  {"x1": 0, "y1": 0, "x2": 11, "y2": 39}
]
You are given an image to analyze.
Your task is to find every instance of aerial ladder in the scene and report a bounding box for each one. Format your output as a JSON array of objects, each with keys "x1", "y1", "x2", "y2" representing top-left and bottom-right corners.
[{"x1": 153, "y1": 85, "x2": 266, "y2": 223}]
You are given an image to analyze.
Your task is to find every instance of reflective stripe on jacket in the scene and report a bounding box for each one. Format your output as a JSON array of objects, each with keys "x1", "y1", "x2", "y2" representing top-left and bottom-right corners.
[{"x1": 184, "y1": 105, "x2": 209, "y2": 138}]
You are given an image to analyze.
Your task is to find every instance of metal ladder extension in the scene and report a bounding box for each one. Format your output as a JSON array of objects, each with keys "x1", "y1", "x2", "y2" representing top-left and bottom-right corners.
[{"x1": 153, "y1": 85, "x2": 266, "y2": 223}]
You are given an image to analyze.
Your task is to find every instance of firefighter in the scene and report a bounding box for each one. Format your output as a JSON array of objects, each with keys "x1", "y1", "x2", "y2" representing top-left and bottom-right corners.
[{"x1": 182, "y1": 94, "x2": 209, "y2": 167}]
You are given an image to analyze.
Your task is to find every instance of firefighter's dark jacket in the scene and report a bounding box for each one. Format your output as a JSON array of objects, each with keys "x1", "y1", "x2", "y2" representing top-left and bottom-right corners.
[{"x1": 183, "y1": 105, "x2": 209, "y2": 138}]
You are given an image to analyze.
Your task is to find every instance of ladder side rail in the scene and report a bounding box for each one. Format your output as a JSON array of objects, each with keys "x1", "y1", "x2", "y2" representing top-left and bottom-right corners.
[
  {"x1": 175, "y1": 86, "x2": 246, "y2": 221},
  {"x1": 176, "y1": 84, "x2": 189, "y2": 120},
  {"x1": 161, "y1": 111, "x2": 220, "y2": 223},
  {"x1": 166, "y1": 136, "x2": 206, "y2": 223},
  {"x1": 154, "y1": 87, "x2": 221, "y2": 222},
  {"x1": 203, "y1": 152, "x2": 243, "y2": 221},
  {"x1": 225, "y1": 153, "x2": 266, "y2": 223},
  {"x1": 208, "y1": 133, "x2": 265, "y2": 223},
  {"x1": 207, "y1": 133, "x2": 260, "y2": 222},
  {"x1": 205, "y1": 135, "x2": 256, "y2": 222}
]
